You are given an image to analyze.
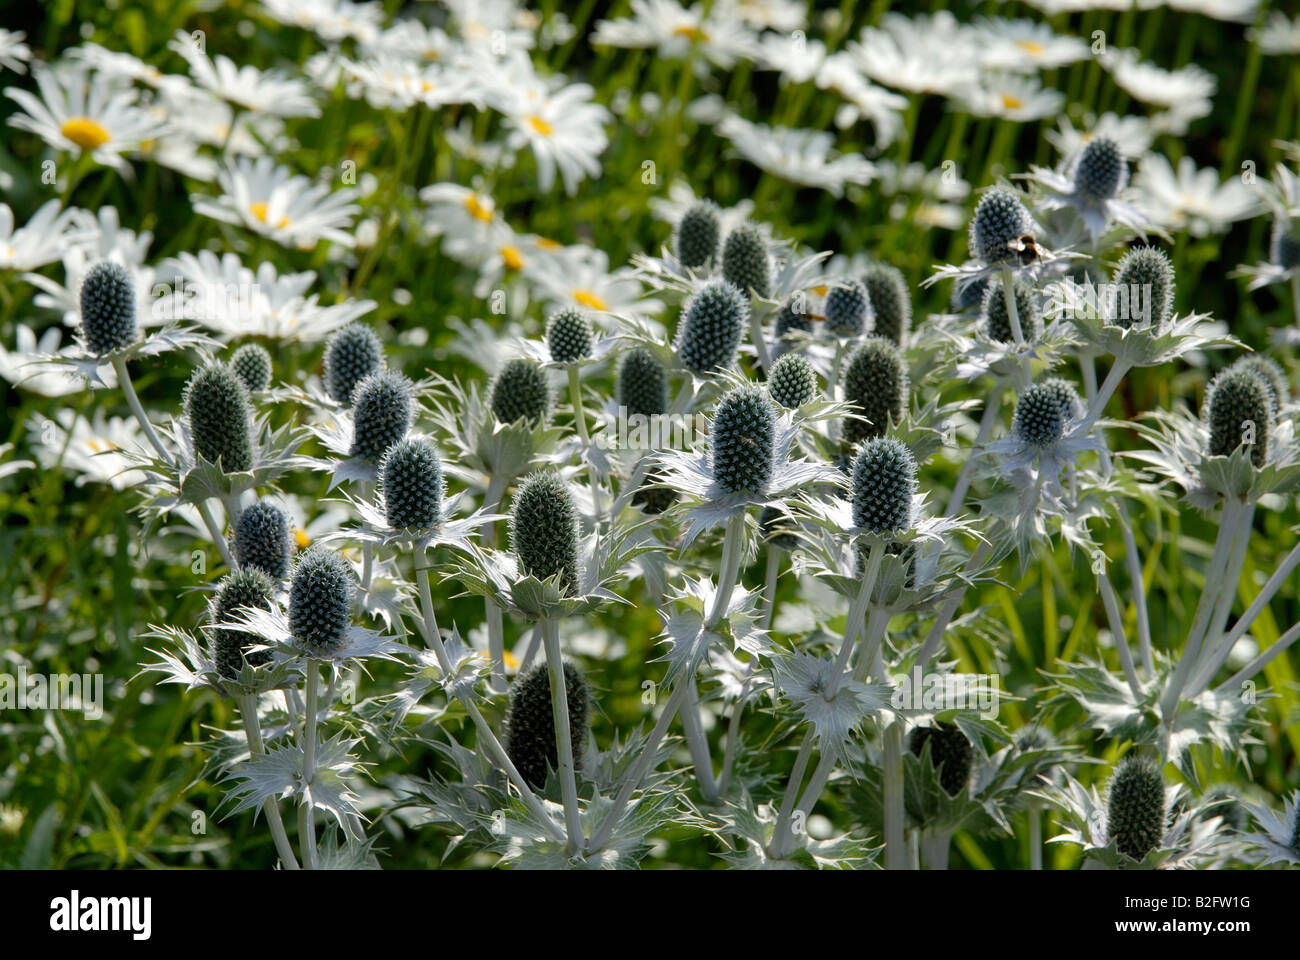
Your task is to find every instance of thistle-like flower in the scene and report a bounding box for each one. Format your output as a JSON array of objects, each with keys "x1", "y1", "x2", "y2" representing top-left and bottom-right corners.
[
  {"x1": 211, "y1": 568, "x2": 275, "y2": 679},
  {"x1": 1012, "y1": 378, "x2": 1083, "y2": 447},
  {"x1": 324, "y1": 322, "x2": 383, "y2": 406},
  {"x1": 545, "y1": 306, "x2": 593, "y2": 364},
  {"x1": 824, "y1": 278, "x2": 871, "y2": 338},
  {"x1": 1113, "y1": 246, "x2": 1175, "y2": 328},
  {"x1": 490, "y1": 357, "x2": 550, "y2": 426},
  {"x1": 505, "y1": 660, "x2": 589, "y2": 789},
  {"x1": 768, "y1": 353, "x2": 817, "y2": 408},
  {"x1": 862, "y1": 263, "x2": 911, "y2": 346},
  {"x1": 380, "y1": 437, "x2": 444, "y2": 529},
  {"x1": 676, "y1": 279, "x2": 748, "y2": 376},
  {"x1": 617, "y1": 347, "x2": 668, "y2": 418},
  {"x1": 711, "y1": 386, "x2": 776, "y2": 494},
  {"x1": 721, "y1": 222, "x2": 773, "y2": 299},
  {"x1": 969, "y1": 188, "x2": 1032, "y2": 264},
  {"x1": 510, "y1": 471, "x2": 580, "y2": 595},
  {"x1": 850, "y1": 436, "x2": 917, "y2": 535},
  {"x1": 983, "y1": 281, "x2": 1042, "y2": 343},
  {"x1": 1106, "y1": 756, "x2": 1166, "y2": 861},
  {"x1": 230, "y1": 342, "x2": 272, "y2": 392},
  {"x1": 1022, "y1": 137, "x2": 1158, "y2": 246},
  {"x1": 79, "y1": 261, "x2": 137, "y2": 355},
  {"x1": 843, "y1": 337, "x2": 908, "y2": 444},
  {"x1": 773, "y1": 295, "x2": 813, "y2": 341},
  {"x1": 1204, "y1": 365, "x2": 1272, "y2": 467},
  {"x1": 910, "y1": 722, "x2": 973, "y2": 797},
  {"x1": 234, "y1": 500, "x2": 292, "y2": 578},
  {"x1": 675, "y1": 201, "x2": 721, "y2": 270},
  {"x1": 184, "y1": 363, "x2": 253, "y2": 472},
  {"x1": 1073, "y1": 137, "x2": 1127, "y2": 201},
  {"x1": 350, "y1": 369, "x2": 413, "y2": 463},
  {"x1": 288, "y1": 547, "x2": 355, "y2": 649},
  {"x1": 1230, "y1": 354, "x2": 1289, "y2": 415}
]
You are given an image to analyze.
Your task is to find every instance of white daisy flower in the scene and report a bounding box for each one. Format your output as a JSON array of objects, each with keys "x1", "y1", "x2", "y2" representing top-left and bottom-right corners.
[
  {"x1": 591, "y1": 0, "x2": 759, "y2": 70},
  {"x1": 718, "y1": 114, "x2": 876, "y2": 196},
  {"x1": 752, "y1": 32, "x2": 825, "y2": 84},
  {"x1": 27, "y1": 408, "x2": 149, "y2": 490},
  {"x1": 418, "y1": 182, "x2": 504, "y2": 261},
  {"x1": 1017, "y1": 0, "x2": 1133, "y2": 12},
  {"x1": 361, "y1": 19, "x2": 456, "y2": 62},
  {"x1": 528, "y1": 243, "x2": 664, "y2": 327},
  {"x1": 1046, "y1": 112, "x2": 1155, "y2": 163},
  {"x1": 1133, "y1": 154, "x2": 1261, "y2": 237},
  {"x1": 1251, "y1": 11, "x2": 1300, "y2": 55},
  {"x1": 260, "y1": 0, "x2": 385, "y2": 46},
  {"x1": 192, "y1": 156, "x2": 361, "y2": 250},
  {"x1": 1163, "y1": 0, "x2": 1259, "y2": 23},
  {"x1": 847, "y1": 11, "x2": 980, "y2": 97},
  {"x1": 0, "y1": 29, "x2": 34, "y2": 74},
  {"x1": 67, "y1": 43, "x2": 179, "y2": 89},
  {"x1": 0, "y1": 323, "x2": 116, "y2": 396},
  {"x1": 873, "y1": 160, "x2": 971, "y2": 231},
  {"x1": 649, "y1": 180, "x2": 755, "y2": 233},
  {"x1": 156, "y1": 81, "x2": 281, "y2": 157},
  {"x1": 168, "y1": 30, "x2": 319, "y2": 118},
  {"x1": 0, "y1": 199, "x2": 86, "y2": 271},
  {"x1": 722, "y1": 0, "x2": 806, "y2": 32},
  {"x1": 1101, "y1": 48, "x2": 1215, "y2": 115},
  {"x1": 338, "y1": 54, "x2": 480, "y2": 111},
  {"x1": 971, "y1": 18, "x2": 1091, "y2": 72},
  {"x1": 953, "y1": 73, "x2": 1065, "y2": 122},
  {"x1": 443, "y1": 0, "x2": 536, "y2": 53},
  {"x1": 810, "y1": 52, "x2": 906, "y2": 145}
]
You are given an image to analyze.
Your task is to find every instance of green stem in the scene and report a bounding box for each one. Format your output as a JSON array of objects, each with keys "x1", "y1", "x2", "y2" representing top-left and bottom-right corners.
[
  {"x1": 300, "y1": 664, "x2": 320, "y2": 870},
  {"x1": 882, "y1": 721, "x2": 907, "y2": 869},
  {"x1": 239, "y1": 694, "x2": 300, "y2": 870}
]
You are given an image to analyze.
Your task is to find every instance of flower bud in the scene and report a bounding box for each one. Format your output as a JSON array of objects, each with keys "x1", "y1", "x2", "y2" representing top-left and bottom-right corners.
[
  {"x1": 234, "y1": 500, "x2": 291, "y2": 578},
  {"x1": 505, "y1": 660, "x2": 589, "y2": 789},
  {"x1": 617, "y1": 347, "x2": 668, "y2": 418},
  {"x1": 862, "y1": 263, "x2": 911, "y2": 345},
  {"x1": 510, "y1": 471, "x2": 580, "y2": 595},
  {"x1": 545, "y1": 306, "x2": 593, "y2": 363},
  {"x1": 1073, "y1": 137, "x2": 1127, "y2": 199},
  {"x1": 490, "y1": 357, "x2": 551, "y2": 427},
  {"x1": 1106, "y1": 756, "x2": 1165, "y2": 860},
  {"x1": 350, "y1": 369, "x2": 413, "y2": 463},
  {"x1": 185, "y1": 364, "x2": 253, "y2": 472},
  {"x1": 843, "y1": 337, "x2": 908, "y2": 444},
  {"x1": 381, "y1": 437, "x2": 444, "y2": 529},
  {"x1": 1113, "y1": 245, "x2": 1175, "y2": 328},
  {"x1": 230, "y1": 342, "x2": 272, "y2": 392},
  {"x1": 825, "y1": 278, "x2": 870, "y2": 337},
  {"x1": 711, "y1": 386, "x2": 776, "y2": 494},
  {"x1": 910, "y1": 722, "x2": 972, "y2": 797},
  {"x1": 850, "y1": 436, "x2": 916, "y2": 534},
  {"x1": 982, "y1": 281, "x2": 1042, "y2": 343},
  {"x1": 721, "y1": 222, "x2": 773, "y2": 299},
  {"x1": 324, "y1": 322, "x2": 383, "y2": 406},
  {"x1": 1012, "y1": 378, "x2": 1082, "y2": 447},
  {"x1": 675, "y1": 201, "x2": 721, "y2": 270},
  {"x1": 676, "y1": 279, "x2": 748, "y2": 375},
  {"x1": 212, "y1": 568, "x2": 275, "y2": 679},
  {"x1": 768, "y1": 353, "x2": 816, "y2": 408},
  {"x1": 969, "y1": 188, "x2": 1031, "y2": 264},
  {"x1": 79, "y1": 261, "x2": 136, "y2": 355},
  {"x1": 289, "y1": 547, "x2": 354, "y2": 649},
  {"x1": 1205, "y1": 365, "x2": 1271, "y2": 467}
]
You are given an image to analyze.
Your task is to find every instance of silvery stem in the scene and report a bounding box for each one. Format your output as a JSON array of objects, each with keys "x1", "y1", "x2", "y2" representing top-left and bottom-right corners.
[
  {"x1": 945, "y1": 385, "x2": 1002, "y2": 517},
  {"x1": 300, "y1": 664, "x2": 320, "y2": 870},
  {"x1": 882, "y1": 721, "x2": 907, "y2": 870},
  {"x1": 1098, "y1": 571, "x2": 1142, "y2": 701},
  {"x1": 541, "y1": 616, "x2": 584, "y2": 853},
  {"x1": 1217, "y1": 620, "x2": 1300, "y2": 694},
  {"x1": 238, "y1": 694, "x2": 300, "y2": 870},
  {"x1": 705, "y1": 512, "x2": 746, "y2": 629}
]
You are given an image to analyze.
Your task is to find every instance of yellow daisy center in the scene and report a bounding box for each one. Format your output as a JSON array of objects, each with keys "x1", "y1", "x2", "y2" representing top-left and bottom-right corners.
[
  {"x1": 1016, "y1": 41, "x2": 1045, "y2": 56},
  {"x1": 61, "y1": 117, "x2": 111, "y2": 151},
  {"x1": 527, "y1": 115, "x2": 554, "y2": 136},
  {"x1": 293, "y1": 527, "x2": 312, "y2": 549},
  {"x1": 673, "y1": 25, "x2": 710, "y2": 42},
  {"x1": 534, "y1": 236, "x2": 563, "y2": 251},
  {"x1": 501, "y1": 245, "x2": 524, "y2": 271},
  {"x1": 464, "y1": 194, "x2": 494, "y2": 222},
  {"x1": 249, "y1": 202, "x2": 290, "y2": 229},
  {"x1": 1000, "y1": 94, "x2": 1023, "y2": 111},
  {"x1": 573, "y1": 289, "x2": 608, "y2": 311}
]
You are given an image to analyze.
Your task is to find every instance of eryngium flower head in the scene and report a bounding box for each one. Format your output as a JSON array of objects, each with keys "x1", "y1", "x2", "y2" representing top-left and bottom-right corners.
[
  {"x1": 324, "y1": 322, "x2": 383, "y2": 406},
  {"x1": 952, "y1": 275, "x2": 990, "y2": 313},
  {"x1": 851, "y1": 436, "x2": 917, "y2": 534},
  {"x1": 711, "y1": 386, "x2": 776, "y2": 494},
  {"x1": 490, "y1": 357, "x2": 550, "y2": 426},
  {"x1": 982, "y1": 281, "x2": 1042, "y2": 343},
  {"x1": 1272, "y1": 217, "x2": 1300, "y2": 271},
  {"x1": 910, "y1": 722, "x2": 972, "y2": 796},
  {"x1": 288, "y1": 547, "x2": 354, "y2": 649},
  {"x1": 545, "y1": 306, "x2": 593, "y2": 363},
  {"x1": 350, "y1": 369, "x2": 413, "y2": 463},
  {"x1": 230, "y1": 342, "x2": 272, "y2": 392},
  {"x1": 675, "y1": 201, "x2": 721, "y2": 269},
  {"x1": 79, "y1": 261, "x2": 136, "y2": 354},
  {"x1": 774, "y1": 296, "x2": 813, "y2": 339},
  {"x1": 1073, "y1": 137, "x2": 1127, "y2": 199},
  {"x1": 212, "y1": 568, "x2": 275, "y2": 679},
  {"x1": 1012, "y1": 378, "x2": 1083, "y2": 447},
  {"x1": 184, "y1": 364, "x2": 253, "y2": 472},
  {"x1": 234, "y1": 500, "x2": 292, "y2": 578},
  {"x1": 505, "y1": 660, "x2": 589, "y2": 789},
  {"x1": 862, "y1": 263, "x2": 911, "y2": 345},
  {"x1": 1230, "y1": 355, "x2": 1289, "y2": 415},
  {"x1": 768, "y1": 353, "x2": 816, "y2": 408},
  {"x1": 380, "y1": 437, "x2": 444, "y2": 529},
  {"x1": 617, "y1": 347, "x2": 668, "y2": 418},
  {"x1": 510, "y1": 471, "x2": 579, "y2": 595},
  {"x1": 1205, "y1": 365, "x2": 1271, "y2": 467},
  {"x1": 1106, "y1": 756, "x2": 1166, "y2": 860},
  {"x1": 676, "y1": 279, "x2": 748, "y2": 375},
  {"x1": 825, "y1": 279, "x2": 871, "y2": 337},
  {"x1": 721, "y1": 222, "x2": 773, "y2": 298},
  {"x1": 843, "y1": 337, "x2": 908, "y2": 444},
  {"x1": 1114, "y1": 246, "x2": 1175, "y2": 328},
  {"x1": 760, "y1": 505, "x2": 798, "y2": 551},
  {"x1": 969, "y1": 188, "x2": 1031, "y2": 264}
]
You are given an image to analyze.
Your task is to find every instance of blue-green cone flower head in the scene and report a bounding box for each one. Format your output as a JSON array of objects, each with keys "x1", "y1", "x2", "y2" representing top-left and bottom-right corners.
[
  {"x1": 774, "y1": 295, "x2": 813, "y2": 340},
  {"x1": 951, "y1": 275, "x2": 990, "y2": 313},
  {"x1": 79, "y1": 260, "x2": 137, "y2": 355},
  {"x1": 350, "y1": 369, "x2": 413, "y2": 463},
  {"x1": 288, "y1": 547, "x2": 354, "y2": 649},
  {"x1": 711, "y1": 386, "x2": 776, "y2": 494},
  {"x1": 824, "y1": 278, "x2": 871, "y2": 337},
  {"x1": 1272, "y1": 217, "x2": 1300, "y2": 271},
  {"x1": 910, "y1": 723, "x2": 973, "y2": 797},
  {"x1": 230, "y1": 342, "x2": 272, "y2": 392},
  {"x1": 212, "y1": 568, "x2": 275, "y2": 680},
  {"x1": 760, "y1": 505, "x2": 799, "y2": 551},
  {"x1": 505, "y1": 660, "x2": 589, "y2": 789},
  {"x1": 676, "y1": 278, "x2": 748, "y2": 375},
  {"x1": 843, "y1": 336, "x2": 908, "y2": 444},
  {"x1": 862, "y1": 263, "x2": 911, "y2": 346},
  {"x1": 1113, "y1": 245, "x2": 1175, "y2": 328},
  {"x1": 851, "y1": 436, "x2": 917, "y2": 535},
  {"x1": 184, "y1": 363, "x2": 254, "y2": 472},
  {"x1": 721, "y1": 222, "x2": 773, "y2": 299},
  {"x1": 1072, "y1": 136, "x2": 1127, "y2": 200},
  {"x1": 675, "y1": 200, "x2": 721, "y2": 270},
  {"x1": 1205, "y1": 365, "x2": 1272, "y2": 467},
  {"x1": 1106, "y1": 756, "x2": 1166, "y2": 860},
  {"x1": 510, "y1": 471, "x2": 580, "y2": 595},
  {"x1": 969, "y1": 188, "x2": 1031, "y2": 264},
  {"x1": 616, "y1": 347, "x2": 668, "y2": 419},
  {"x1": 380, "y1": 437, "x2": 444, "y2": 529},
  {"x1": 234, "y1": 500, "x2": 292, "y2": 579},
  {"x1": 545, "y1": 306, "x2": 593, "y2": 363},
  {"x1": 1230, "y1": 355, "x2": 1289, "y2": 416},
  {"x1": 1013, "y1": 378, "x2": 1083, "y2": 447},
  {"x1": 982, "y1": 281, "x2": 1042, "y2": 343},
  {"x1": 324, "y1": 322, "x2": 383, "y2": 406},
  {"x1": 768, "y1": 353, "x2": 817, "y2": 408},
  {"x1": 490, "y1": 357, "x2": 551, "y2": 426}
]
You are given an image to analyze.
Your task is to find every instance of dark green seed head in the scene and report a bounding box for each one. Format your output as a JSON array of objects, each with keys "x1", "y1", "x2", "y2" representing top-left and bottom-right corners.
[
  {"x1": 1073, "y1": 137, "x2": 1127, "y2": 199},
  {"x1": 760, "y1": 505, "x2": 799, "y2": 551},
  {"x1": 490, "y1": 357, "x2": 550, "y2": 427},
  {"x1": 1107, "y1": 756, "x2": 1166, "y2": 860},
  {"x1": 711, "y1": 386, "x2": 776, "y2": 494},
  {"x1": 632, "y1": 478, "x2": 677, "y2": 515},
  {"x1": 288, "y1": 547, "x2": 354, "y2": 649},
  {"x1": 676, "y1": 279, "x2": 748, "y2": 375},
  {"x1": 212, "y1": 568, "x2": 275, "y2": 680},
  {"x1": 862, "y1": 263, "x2": 911, "y2": 345},
  {"x1": 1230, "y1": 355, "x2": 1288, "y2": 416},
  {"x1": 79, "y1": 261, "x2": 137, "y2": 355},
  {"x1": 184, "y1": 363, "x2": 254, "y2": 473},
  {"x1": 1013, "y1": 378, "x2": 1082, "y2": 447},
  {"x1": 969, "y1": 188, "x2": 1031, "y2": 264},
  {"x1": 505, "y1": 660, "x2": 589, "y2": 790},
  {"x1": 768, "y1": 353, "x2": 817, "y2": 408},
  {"x1": 843, "y1": 336, "x2": 908, "y2": 444},
  {"x1": 350, "y1": 369, "x2": 413, "y2": 463},
  {"x1": 982, "y1": 281, "x2": 1042, "y2": 343},
  {"x1": 1272, "y1": 217, "x2": 1300, "y2": 271},
  {"x1": 721, "y1": 222, "x2": 773, "y2": 299},
  {"x1": 510, "y1": 471, "x2": 580, "y2": 595},
  {"x1": 1113, "y1": 246, "x2": 1175, "y2": 328},
  {"x1": 380, "y1": 437, "x2": 444, "y2": 529},
  {"x1": 234, "y1": 500, "x2": 291, "y2": 579},
  {"x1": 824, "y1": 278, "x2": 871, "y2": 337},
  {"x1": 324, "y1": 322, "x2": 383, "y2": 406},
  {"x1": 1205, "y1": 365, "x2": 1272, "y2": 467},
  {"x1": 910, "y1": 722, "x2": 973, "y2": 797},
  {"x1": 617, "y1": 347, "x2": 669, "y2": 419},
  {"x1": 545, "y1": 306, "x2": 593, "y2": 363},
  {"x1": 230, "y1": 342, "x2": 272, "y2": 392},
  {"x1": 851, "y1": 436, "x2": 916, "y2": 534},
  {"x1": 675, "y1": 201, "x2": 721, "y2": 270}
]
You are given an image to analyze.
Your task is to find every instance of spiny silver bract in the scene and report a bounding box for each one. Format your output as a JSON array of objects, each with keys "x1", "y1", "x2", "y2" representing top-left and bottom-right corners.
[
  {"x1": 1114, "y1": 245, "x2": 1175, "y2": 328},
  {"x1": 843, "y1": 336, "x2": 908, "y2": 444},
  {"x1": 768, "y1": 352, "x2": 817, "y2": 408},
  {"x1": 969, "y1": 188, "x2": 1031, "y2": 264},
  {"x1": 824, "y1": 278, "x2": 871, "y2": 337},
  {"x1": 380, "y1": 437, "x2": 444, "y2": 529},
  {"x1": 504, "y1": 660, "x2": 589, "y2": 790},
  {"x1": 490, "y1": 357, "x2": 550, "y2": 426},
  {"x1": 676, "y1": 278, "x2": 749, "y2": 375},
  {"x1": 288, "y1": 547, "x2": 355, "y2": 649},
  {"x1": 230, "y1": 342, "x2": 272, "y2": 392},
  {"x1": 983, "y1": 281, "x2": 1042, "y2": 343},
  {"x1": 324, "y1": 322, "x2": 383, "y2": 406},
  {"x1": 79, "y1": 260, "x2": 136, "y2": 355},
  {"x1": 760, "y1": 505, "x2": 799, "y2": 551},
  {"x1": 1073, "y1": 136, "x2": 1127, "y2": 199},
  {"x1": 721, "y1": 222, "x2": 773, "y2": 299},
  {"x1": 510, "y1": 471, "x2": 579, "y2": 595},
  {"x1": 710, "y1": 386, "x2": 776, "y2": 494},
  {"x1": 350, "y1": 369, "x2": 413, "y2": 463},
  {"x1": 862, "y1": 263, "x2": 911, "y2": 345},
  {"x1": 1205, "y1": 365, "x2": 1272, "y2": 467},
  {"x1": 1012, "y1": 378, "x2": 1083, "y2": 447},
  {"x1": 617, "y1": 346, "x2": 668, "y2": 418},
  {"x1": 1106, "y1": 756, "x2": 1166, "y2": 860},
  {"x1": 212, "y1": 568, "x2": 275, "y2": 680},
  {"x1": 850, "y1": 435, "x2": 917, "y2": 534},
  {"x1": 234, "y1": 500, "x2": 292, "y2": 579},
  {"x1": 545, "y1": 306, "x2": 593, "y2": 363},
  {"x1": 184, "y1": 363, "x2": 254, "y2": 472},
  {"x1": 910, "y1": 722, "x2": 973, "y2": 797},
  {"x1": 675, "y1": 200, "x2": 721, "y2": 270}
]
